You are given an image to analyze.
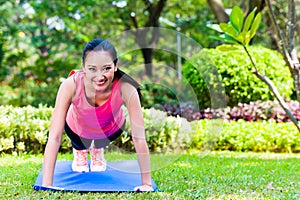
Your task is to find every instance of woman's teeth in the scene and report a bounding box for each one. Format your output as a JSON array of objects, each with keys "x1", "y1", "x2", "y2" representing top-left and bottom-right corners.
[{"x1": 97, "y1": 80, "x2": 105, "y2": 85}]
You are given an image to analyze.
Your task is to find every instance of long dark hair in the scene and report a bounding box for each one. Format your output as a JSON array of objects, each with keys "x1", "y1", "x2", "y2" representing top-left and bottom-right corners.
[
  {"x1": 82, "y1": 38, "x2": 142, "y2": 99},
  {"x1": 114, "y1": 69, "x2": 142, "y2": 100}
]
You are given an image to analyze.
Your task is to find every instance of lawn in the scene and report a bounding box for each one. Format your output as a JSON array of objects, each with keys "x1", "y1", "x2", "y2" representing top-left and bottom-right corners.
[{"x1": 0, "y1": 151, "x2": 299, "y2": 199}]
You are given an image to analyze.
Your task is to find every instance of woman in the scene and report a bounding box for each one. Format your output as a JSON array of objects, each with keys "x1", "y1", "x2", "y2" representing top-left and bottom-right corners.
[{"x1": 42, "y1": 38, "x2": 153, "y2": 191}]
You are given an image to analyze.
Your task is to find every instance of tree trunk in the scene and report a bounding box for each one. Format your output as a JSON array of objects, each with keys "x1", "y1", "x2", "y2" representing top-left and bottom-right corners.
[
  {"x1": 243, "y1": 44, "x2": 300, "y2": 132},
  {"x1": 246, "y1": 0, "x2": 266, "y2": 16},
  {"x1": 265, "y1": 0, "x2": 300, "y2": 101},
  {"x1": 287, "y1": 0, "x2": 300, "y2": 101},
  {"x1": 206, "y1": 0, "x2": 229, "y2": 23},
  {"x1": 133, "y1": 27, "x2": 159, "y2": 77},
  {"x1": 125, "y1": 0, "x2": 166, "y2": 77},
  {"x1": 141, "y1": 48, "x2": 153, "y2": 77},
  {"x1": 253, "y1": 70, "x2": 300, "y2": 132}
]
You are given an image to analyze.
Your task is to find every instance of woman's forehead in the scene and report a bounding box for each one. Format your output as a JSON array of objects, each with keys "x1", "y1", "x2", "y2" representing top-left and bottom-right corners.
[{"x1": 85, "y1": 51, "x2": 114, "y2": 63}]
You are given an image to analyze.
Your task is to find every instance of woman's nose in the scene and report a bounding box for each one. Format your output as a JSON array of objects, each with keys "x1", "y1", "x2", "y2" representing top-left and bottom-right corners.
[{"x1": 96, "y1": 69, "x2": 104, "y2": 77}]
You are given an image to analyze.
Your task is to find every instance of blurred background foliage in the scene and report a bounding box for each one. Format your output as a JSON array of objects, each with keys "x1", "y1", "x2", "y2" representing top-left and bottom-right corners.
[
  {"x1": 183, "y1": 45, "x2": 294, "y2": 108},
  {"x1": 0, "y1": 0, "x2": 298, "y2": 108}
]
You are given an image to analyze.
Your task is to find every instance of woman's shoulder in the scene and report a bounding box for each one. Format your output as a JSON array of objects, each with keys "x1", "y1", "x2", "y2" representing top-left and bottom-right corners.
[
  {"x1": 68, "y1": 69, "x2": 80, "y2": 77},
  {"x1": 120, "y1": 81, "x2": 135, "y2": 90},
  {"x1": 120, "y1": 81, "x2": 140, "y2": 102},
  {"x1": 61, "y1": 75, "x2": 76, "y2": 91},
  {"x1": 68, "y1": 69, "x2": 84, "y2": 79},
  {"x1": 66, "y1": 69, "x2": 84, "y2": 86},
  {"x1": 59, "y1": 70, "x2": 80, "y2": 94}
]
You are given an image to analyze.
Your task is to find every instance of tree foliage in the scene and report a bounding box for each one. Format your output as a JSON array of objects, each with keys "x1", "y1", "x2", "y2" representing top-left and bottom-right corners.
[
  {"x1": 208, "y1": 4, "x2": 300, "y2": 132},
  {"x1": 0, "y1": 0, "x2": 299, "y2": 110}
]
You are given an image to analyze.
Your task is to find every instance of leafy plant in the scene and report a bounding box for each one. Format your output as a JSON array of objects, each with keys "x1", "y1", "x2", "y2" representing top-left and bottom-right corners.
[
  {"x1": 182, "y1": 45, "x2": 293, "y2": 108},
  {"x1": 162, "y1": 100, "x2": 300, "y2": 123},
  {"x1": 207, "y1": 6, "x2": 261, "y2": 46},
  {"x1": 207, "y1": 5, "x2": 300, "y2": 133},
  {"x1": 190, "y1": 119, "x2": 300, "y2": 153},
  {"x1": 0, "y1": 78, "x2": 59, "y2": 107},
  {"x1": 0, "y1": 106, "x2": 192, "y2": 154},
  {"x1": 1, "y1": 106, "x2": 300, "y2": 154},
  {"x1": 113, "y1": 107, "x2": 192, "y2": 152}
]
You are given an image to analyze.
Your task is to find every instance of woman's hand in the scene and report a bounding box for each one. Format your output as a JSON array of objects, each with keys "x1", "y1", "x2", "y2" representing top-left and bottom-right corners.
[
  {"x1": 41, "y1": 185, "x2": 64, "y2": 191},
  {"x1": 134, "y1": 184, "x2": 154, "y2": 192}
]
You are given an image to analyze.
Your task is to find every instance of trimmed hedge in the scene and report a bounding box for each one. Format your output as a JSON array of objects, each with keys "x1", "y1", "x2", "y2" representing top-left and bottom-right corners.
[
  {"x1": 1, "y1": 106, "x2": 300, "y2": 154},
  {"x1": 0, "y1": 105, "x2": 190, "y2": 154},
  {"x1": 0, "y1": 105, "x2": 72, "y2": 154},
  {"x1": 190, "y1": 119, "x2": 300, "y2": 153}
]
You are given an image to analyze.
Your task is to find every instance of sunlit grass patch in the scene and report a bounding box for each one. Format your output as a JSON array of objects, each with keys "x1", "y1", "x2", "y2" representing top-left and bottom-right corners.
[{"x1": 0, "y1": 151, "x2": 299, "y2": 199}]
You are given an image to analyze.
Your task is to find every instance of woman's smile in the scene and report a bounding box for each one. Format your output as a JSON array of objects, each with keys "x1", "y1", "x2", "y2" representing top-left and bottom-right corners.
[{"x1": 95, "y1": 79, "x2": 106, "y2": 87}]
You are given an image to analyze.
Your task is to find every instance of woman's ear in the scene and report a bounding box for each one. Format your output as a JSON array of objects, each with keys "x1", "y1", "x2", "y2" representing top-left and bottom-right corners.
[
  {"x1": 114, "y1": 60, "x2": 119, "y2": 72},
  {"x1": 81, "y1": 61, "x2": 86, "y2": 74}
]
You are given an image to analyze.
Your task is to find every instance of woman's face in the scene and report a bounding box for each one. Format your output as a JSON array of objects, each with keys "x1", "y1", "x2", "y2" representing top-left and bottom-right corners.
[{"x1": 82, "y1": 50, "x2": 117, "y2": 92}]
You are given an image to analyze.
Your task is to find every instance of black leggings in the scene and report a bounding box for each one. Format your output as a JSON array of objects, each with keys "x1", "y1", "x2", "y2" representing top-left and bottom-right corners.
[{"x1": 64, "y1": 121, "x2": 125, "y2": 150}]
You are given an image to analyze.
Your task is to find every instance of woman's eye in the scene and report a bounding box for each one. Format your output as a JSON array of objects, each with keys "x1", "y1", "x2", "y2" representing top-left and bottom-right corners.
[
  {"x1": 89, "y1": 68, "x2": 96, "y2": 71},
  {"x1": 104, "y1": 66, "x2": 112, "y2": 71}
]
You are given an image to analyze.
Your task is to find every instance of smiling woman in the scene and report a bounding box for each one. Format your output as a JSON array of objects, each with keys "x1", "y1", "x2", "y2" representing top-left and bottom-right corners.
[
  {"x1": 83, "y1": 51, "x2": 117, "y2": 94},
  {"x1": 41, "y1": 38, "x2": 154, "y2": 192}
]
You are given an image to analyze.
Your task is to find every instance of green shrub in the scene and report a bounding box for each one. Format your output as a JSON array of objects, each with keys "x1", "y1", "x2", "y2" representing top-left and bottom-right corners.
[
  {"x1": 182, "y1": 45, "x2": 294, "y2": 108},
  {"x1": 0, "y1": 78, "x2": 58, "y2": 107},
  {"x1": 0, "y1": 106, "x2": 191, "y2": 154},
  {"x1": 112, "y1": 107, "x2": 192, "y2": 152},
  {"x1": 121, "y1": 62, "x2": 191, "y2": 109},
  {"x1": 1, "y1": 106, "x2": 300, "y2": 154},
  {"x1": 190, "y1": 119, "x2": 300, "y2": 153},
  {"x1": 0, "y1": 105, "x2": 53, "y2": 154},
  {"x1": 137, "y1": 65, "x2": 182, "y2": 108},
  {"x1": 140, "y1": 83, "x2": 179, "y2": 109}
]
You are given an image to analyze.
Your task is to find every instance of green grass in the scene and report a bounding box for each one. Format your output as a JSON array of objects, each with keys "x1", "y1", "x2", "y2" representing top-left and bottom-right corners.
[{"x1": 0, "y1": 151, "x2": 300, "y2": 199}]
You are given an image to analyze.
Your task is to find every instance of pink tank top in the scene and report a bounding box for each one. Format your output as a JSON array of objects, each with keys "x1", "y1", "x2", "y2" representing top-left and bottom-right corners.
[{"x1": 66, "y1": 70, "x2": 125, "y2": 139}]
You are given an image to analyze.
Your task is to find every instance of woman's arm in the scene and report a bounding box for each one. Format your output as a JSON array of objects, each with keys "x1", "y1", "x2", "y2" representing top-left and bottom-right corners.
[
  {"x1": 121, "y1": 82, "x2": 153, "y2": 191},
  {"x1": 42, "y1": 76, "x2": 75, "y2": 186}
]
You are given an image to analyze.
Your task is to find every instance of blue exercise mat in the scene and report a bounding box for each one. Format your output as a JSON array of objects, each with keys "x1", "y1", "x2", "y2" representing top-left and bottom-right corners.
[{"x1": 33, "y1": 160, "x2": 158, "y2": 192}]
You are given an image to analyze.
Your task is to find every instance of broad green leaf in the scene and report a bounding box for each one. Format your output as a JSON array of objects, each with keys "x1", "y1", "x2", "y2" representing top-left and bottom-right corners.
[
  {"x1": 244, "y1": 31, "x2": 252, "y2": 45},
  {"x1": 220, "y1": 23, "x2": 238, "y2": 39},
  {"x1": 230, "y1": 6, "x2": 244, "y2": 32},
  {"x1": 206, "y1": 24, "x2": 223, "y2": 33},
  {"x1": 250, "y1": 13, "x2": 262, "y2": 39},
  {"x1": 236, "y1": 34, "x2": 245, "y2": 44},
  {"x1": 224, "y1": 34, "x2": 239, "y2": 43},
  {"x1": 238, "y1": 31, "x2": 251, "y2": 45},
  {"x1": 209, "y1": 35, "x2": 228, "y2": 43},
  {"x1": 216, "y1": 45, "x2": 241, "y2": 52},
  {"x1": 209, "y1": 35, "x2": 238, "y2": 44},
  {"x1": 243, "y1": 11, "x2": 254, "y2": 32}
]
